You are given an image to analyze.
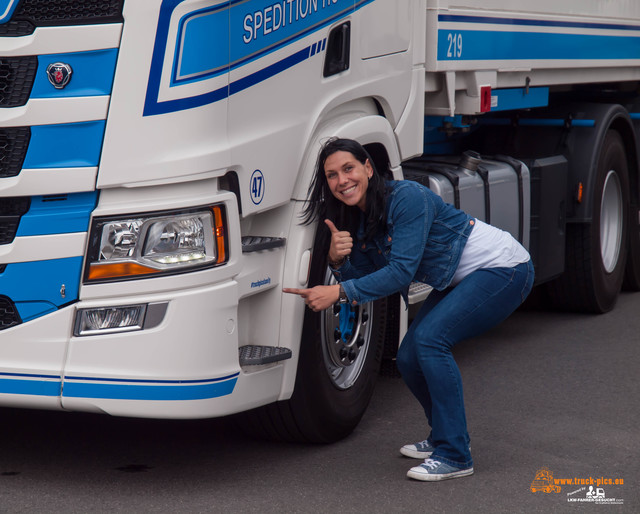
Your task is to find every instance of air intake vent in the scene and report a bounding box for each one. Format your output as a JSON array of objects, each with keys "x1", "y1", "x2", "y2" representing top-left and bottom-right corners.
[
  {"x1": 0, "y1": 197, "x2": 30, "y2": 245},
  {"x1": 0, "y1": 296, "x2": 21, "y2": 330},
  {"x1": 0, "y1": 0, "x2": 125, "y2": 37},
  {"x1": 0, "y1": 127, "x2": 31, "y2": 178},
  {"x1": 0, "y1": 57, "x2": 38, "y2": 107}
]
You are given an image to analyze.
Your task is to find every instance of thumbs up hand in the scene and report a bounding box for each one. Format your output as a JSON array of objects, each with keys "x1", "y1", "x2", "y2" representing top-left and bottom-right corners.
[{"x1": 325, "y1": 219, "x2": 352, "y2": 265}]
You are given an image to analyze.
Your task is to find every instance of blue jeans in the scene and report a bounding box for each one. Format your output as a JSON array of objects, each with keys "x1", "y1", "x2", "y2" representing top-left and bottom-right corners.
[{"x1": 396, "y1": 260, "x2": 534, "y2": 469}]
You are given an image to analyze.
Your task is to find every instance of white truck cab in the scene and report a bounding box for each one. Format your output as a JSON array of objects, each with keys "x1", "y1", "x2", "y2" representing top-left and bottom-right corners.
[{"x1": 1, "y1": 0, "x2": 639, "y2": 441}]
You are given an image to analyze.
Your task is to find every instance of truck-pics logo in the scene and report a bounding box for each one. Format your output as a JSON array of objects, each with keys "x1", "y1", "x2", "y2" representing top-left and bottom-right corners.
[
  {"x1": 530, "y1": 468, "x2": 561, "y2": 493},
  {"x1": 46, "y1": 62, "x2": 73, "y2": 89},
  {"x1": 531, "y1": 468, "x2": 625, "y2": 504}
]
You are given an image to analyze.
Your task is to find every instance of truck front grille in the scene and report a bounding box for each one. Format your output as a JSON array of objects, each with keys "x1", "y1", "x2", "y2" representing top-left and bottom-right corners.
[
  {"x1": 0, "y1": 127, "x2": 31, "y2": 178},
  {"x1": 0, "y1": 296, "x2": 21, "y2": 330},
  {"x1": 0, "y1": 57, "x2": 38, "y2": 108},
  {"x1": 0, "y1": 0, "x2": 125, "y2": 37},
  {"x1": 0, "y1": 197, "x2": 30, "y2": 245}
]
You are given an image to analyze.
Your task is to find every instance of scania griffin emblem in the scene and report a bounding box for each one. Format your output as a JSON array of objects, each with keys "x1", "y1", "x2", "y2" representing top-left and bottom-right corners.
[{"x1": 46, "y1": 62, "x2": 73, "y2": 89}]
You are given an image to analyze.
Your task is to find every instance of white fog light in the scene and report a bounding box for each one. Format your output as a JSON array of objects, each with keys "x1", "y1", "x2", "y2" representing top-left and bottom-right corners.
[{"x1": 75, "y1": 305, "x2": 147, "y2": 336}]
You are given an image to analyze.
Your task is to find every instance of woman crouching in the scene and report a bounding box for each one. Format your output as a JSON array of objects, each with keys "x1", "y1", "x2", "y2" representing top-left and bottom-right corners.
[{"x1": 284, "y1": 138, "x2": 534, "y2": 481}]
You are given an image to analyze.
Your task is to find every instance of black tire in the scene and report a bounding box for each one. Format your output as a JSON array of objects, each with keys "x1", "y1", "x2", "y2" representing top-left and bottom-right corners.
[
  {"x1": 546, "y1": 130, "x2": 629, "y2": 312},
  {"x1": 239, "y1": 230, "x2": 387, "y2": 443}
]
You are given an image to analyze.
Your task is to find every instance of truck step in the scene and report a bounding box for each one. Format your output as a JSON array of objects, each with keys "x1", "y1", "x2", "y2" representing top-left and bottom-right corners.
[
  {"x1": 408, "y1": 282, "x2": 432, "y2": 304},
  {"x1": 239, "y1": 345, "x2": 292, "y2": 365},
  {"x1": 241, "y1": 236, "x2": 286, "y2": 253}
]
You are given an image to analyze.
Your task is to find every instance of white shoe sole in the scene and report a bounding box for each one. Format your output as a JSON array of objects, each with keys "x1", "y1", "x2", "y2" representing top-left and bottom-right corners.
[
  {"x1": 400, "y1": 444, "x2": 471, "y2": 460},
  {"x1": 400, "y1": 446, "x2": 433, "y2": 459},
  {"x1": 407, "y1": 466, "x2": 474, "y2": 481}
]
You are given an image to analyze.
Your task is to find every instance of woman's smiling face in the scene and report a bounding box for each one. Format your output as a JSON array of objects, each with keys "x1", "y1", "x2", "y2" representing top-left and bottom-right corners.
[{"x1": 324, "y1": 150, "x2": 373, "y2": 211}]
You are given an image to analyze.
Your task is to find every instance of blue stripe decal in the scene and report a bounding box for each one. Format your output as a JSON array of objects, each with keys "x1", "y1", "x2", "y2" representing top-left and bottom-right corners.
[
  {"x1": 491, "y1": 87, "x2": 549, "y2": 111},
  {"x1": 437, "y1": 30, "x2": 640, "y2": 61},
  {"x1": 438, "y1": 14, "x2": 640, "y2": 32},
  {"x1": 145, "y1": 44, "x2": 314, "y2": 115},
  {"x1": 144, "y1": 0, "x2": 187, "y2": 116},
  {"x1": 0, "y1": 0, "x2": 20, "y2": 24},
  {"x1": 173, "y1": 0, "x2": 355, "y2": 85},
  {"x1": 16, "y1": 192, "x2": 97, "y2": 237},
  {"x1": 173, "y1": 2, "x2": 230, "y2": 84},
  {"x1": 1, "y1": 257, "x2": 83, "y2": 321},
  {"x1": 0, "y1": 372, "x2": 239, "y2": 400},
  {"x1": 0, "y1": 377, "x2": 61, "y2": 397},
  {"x1": 144, "y1": 0, "x2": 374, "y2": 115},
  {"x1": 23, "y1": 121, "x2": 106, "y2": 169},
  {"x1": 63, "y1": 375, "x2": 239, "y2": 401},
  {"x1": 229, "y1": 46, "x2": 310, "y2": 95},
  {"x1": 31, "y1": 49, "x2": 119, "y2": 99},
  {"x1": 65, "y1": 372, "x2": 240, "y2": 384},
  {"x1": 0, "y1": 372, "x2": 60, "y2": 379},
  {"x1": 479, "y1": 118, "x2": 596, "y2": 128}
]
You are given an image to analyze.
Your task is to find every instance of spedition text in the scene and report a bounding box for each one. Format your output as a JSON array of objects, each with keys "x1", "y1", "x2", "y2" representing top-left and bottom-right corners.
[{"x1": 243, "y1": 0, "x2": 341, "y2": 44}]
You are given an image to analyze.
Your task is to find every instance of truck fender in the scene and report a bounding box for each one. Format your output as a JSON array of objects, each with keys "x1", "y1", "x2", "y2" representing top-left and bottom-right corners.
[
  {"x1": 290, "y1": 107, "x2": 402, "y2": 204},
  {"x1": 279, "y1": 110, "x2": 401, "y2": 402},
  {"x1": 563, "y1": 103, "x2": 637, "y2": 223}
]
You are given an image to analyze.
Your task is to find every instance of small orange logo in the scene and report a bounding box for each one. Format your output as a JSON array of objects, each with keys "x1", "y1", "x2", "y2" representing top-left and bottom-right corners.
[{"x1": 530, "y1": 468, "x2": 561, "y2": 493}]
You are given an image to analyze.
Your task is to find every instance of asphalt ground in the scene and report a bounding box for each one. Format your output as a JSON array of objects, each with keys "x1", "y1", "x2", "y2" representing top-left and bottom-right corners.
[{"x1": 0, "y1": 292, "x2": 638, "y2": 513}]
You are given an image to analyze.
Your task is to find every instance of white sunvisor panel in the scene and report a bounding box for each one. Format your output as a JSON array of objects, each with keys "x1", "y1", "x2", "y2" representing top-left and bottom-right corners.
[{"x1": 360, "y1": 0, "x2": 411, "y2": 58}]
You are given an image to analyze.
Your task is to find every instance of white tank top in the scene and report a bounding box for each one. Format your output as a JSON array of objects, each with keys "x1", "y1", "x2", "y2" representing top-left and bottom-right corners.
[{"x1": 450, "y1": 219, "x2": 530, "y2": 286}]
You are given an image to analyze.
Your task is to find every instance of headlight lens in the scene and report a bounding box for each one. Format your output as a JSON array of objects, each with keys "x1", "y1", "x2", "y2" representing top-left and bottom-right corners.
[
  {"x1": 100, "y1": 220, "x2": 143, "y2": 260},
  {"x1": 143, "y1": 217, "x2": 206, "y2": 264},
  {"x1": 85, "y1": 205, "x2": 228, "y2": 282}
]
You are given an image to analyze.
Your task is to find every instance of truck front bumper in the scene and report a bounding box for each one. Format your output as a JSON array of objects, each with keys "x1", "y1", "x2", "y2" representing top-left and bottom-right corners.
[{"x1": 0, "y1": 278, "x2": 285, "y2": 419}]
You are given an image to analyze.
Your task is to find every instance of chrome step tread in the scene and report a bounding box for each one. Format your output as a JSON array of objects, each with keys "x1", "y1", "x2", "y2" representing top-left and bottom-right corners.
[{"x1": 408, "y1": 282, "x2": 432, "y2": 304}]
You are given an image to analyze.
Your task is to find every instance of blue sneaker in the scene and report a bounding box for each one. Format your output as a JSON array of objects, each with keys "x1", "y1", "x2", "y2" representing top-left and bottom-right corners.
[
  {"x1": 407, "y1": 458, "x2": 474, "y2": 481},
  {"x1": 400, "y1": 439, "x2": 435, "y2": 459}
]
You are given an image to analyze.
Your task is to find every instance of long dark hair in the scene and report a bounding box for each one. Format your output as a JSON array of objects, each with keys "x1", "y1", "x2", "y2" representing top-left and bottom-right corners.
[{"x1": 301, "y1": 137, "x2": 389, "y2": 241}]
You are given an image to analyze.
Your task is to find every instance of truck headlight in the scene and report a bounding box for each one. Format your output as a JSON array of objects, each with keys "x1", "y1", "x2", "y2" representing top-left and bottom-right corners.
[{"x1": 85, "y1": 205, "x2": 228, "y2": 282}]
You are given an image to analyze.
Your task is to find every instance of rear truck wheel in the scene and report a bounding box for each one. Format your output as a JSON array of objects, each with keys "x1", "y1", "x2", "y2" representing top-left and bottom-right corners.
[
  {"x1": 240, "y1": 232, "x2": 387, "y2": 443},
  {"x1": 547, "y1": 130, "x2": 629, "y2": 312}
]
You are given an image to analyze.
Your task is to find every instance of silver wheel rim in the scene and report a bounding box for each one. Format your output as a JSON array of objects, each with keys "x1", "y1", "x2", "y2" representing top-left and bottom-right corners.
[
  {"x1": 600, "y1": 169, "x2": 624, "y2": 273},
  {"x1": 320, "y1": 269, "x2": 374, "y2": 390}
]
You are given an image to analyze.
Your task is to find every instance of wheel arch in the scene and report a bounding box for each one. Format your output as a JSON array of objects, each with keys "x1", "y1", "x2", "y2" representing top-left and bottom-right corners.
[
  {"x1": 279, "y1": 101, "x2": 402, "y2": 401},
  {"x1": 610, "y1": 115, "x2": 639, "y2": 209},
  {"x1": 290, "y1": 99, "x2": 402, "y2": 203},
  {"x1": 240, "y1": 106, "x2": 401, "y2": 441},
  {"x1": 563, "y1": 103, "x2": 637, "y2": 223}
]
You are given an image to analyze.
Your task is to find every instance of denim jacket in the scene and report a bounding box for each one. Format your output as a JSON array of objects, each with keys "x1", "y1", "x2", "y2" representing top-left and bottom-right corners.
[{"x1": 332, "y1": 180, "x2": 475, "y2": 305}]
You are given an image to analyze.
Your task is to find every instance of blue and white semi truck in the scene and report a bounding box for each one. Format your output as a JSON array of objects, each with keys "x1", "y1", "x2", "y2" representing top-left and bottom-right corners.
[{"x1": 1, "y1": 0, "x2": 640, "y2": 442}]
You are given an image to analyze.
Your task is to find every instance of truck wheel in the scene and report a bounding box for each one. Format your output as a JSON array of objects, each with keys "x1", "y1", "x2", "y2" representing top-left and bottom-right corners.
[
  {"x1": 547, "y1": 130, "x2": 629, "y2": 312},
  {"x1": 240, "y1": 235, "x2": 387, "y2": 443}
]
